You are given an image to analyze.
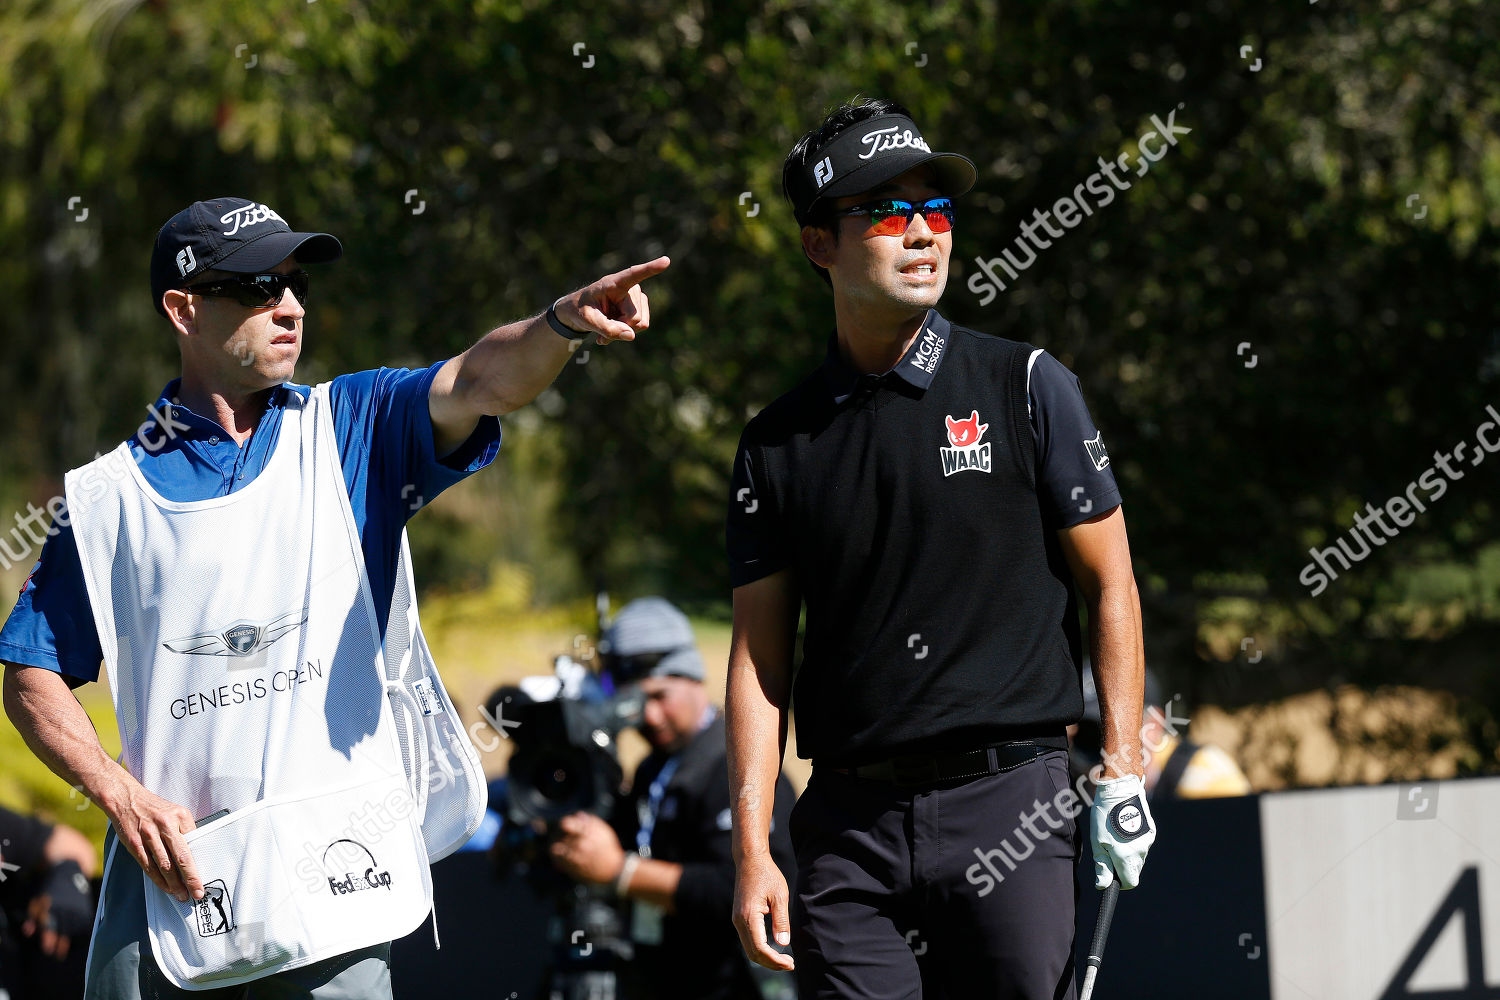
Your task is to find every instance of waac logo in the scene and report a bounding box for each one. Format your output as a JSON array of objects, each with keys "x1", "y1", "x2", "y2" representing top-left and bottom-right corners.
[
  {"x1": 941, "y1": 410, "x2": 992, "y2": 477},
  {"x1": 163, "y1": 610, "x2": 305, "y2": 657}
]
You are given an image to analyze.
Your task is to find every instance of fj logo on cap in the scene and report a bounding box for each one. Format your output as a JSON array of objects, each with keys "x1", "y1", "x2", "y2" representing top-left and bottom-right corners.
[
  {"x1": 941, "y1": 410, "x2": 992, "y2": 477},
  {"x1": 813, "y1": 156, "x2": 834, "y2": 188},
  {"x1": 1084, "y1": 431, "x2": 1110, "y2": 471},
  {"x1": 175, "y1": 246, "x2": 196, "y2": 277}
]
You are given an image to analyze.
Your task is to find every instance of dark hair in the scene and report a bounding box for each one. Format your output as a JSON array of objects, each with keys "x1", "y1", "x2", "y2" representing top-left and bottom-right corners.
[{"x1": 782, "y1": 96, "x2": 915, "y2": 287}]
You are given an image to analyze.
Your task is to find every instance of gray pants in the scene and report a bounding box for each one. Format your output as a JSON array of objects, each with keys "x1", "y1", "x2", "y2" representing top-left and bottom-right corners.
[{"x1": 85, "y1": 828, "x2": 392, "y2": 1000}]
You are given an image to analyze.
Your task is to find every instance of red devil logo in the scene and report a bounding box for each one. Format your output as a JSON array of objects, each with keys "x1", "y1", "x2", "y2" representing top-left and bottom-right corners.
[{"x1": 944, "y1": 410, "x2": 988, "y2": 448}]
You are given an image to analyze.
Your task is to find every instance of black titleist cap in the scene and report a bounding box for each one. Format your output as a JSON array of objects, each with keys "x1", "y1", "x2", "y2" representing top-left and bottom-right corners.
[
  {"x1": 783, "y1": 114, "x2": 977, "y2": 225},
  {"x1": 149, "y1": 197, "x2": 342, "y2": 316}
]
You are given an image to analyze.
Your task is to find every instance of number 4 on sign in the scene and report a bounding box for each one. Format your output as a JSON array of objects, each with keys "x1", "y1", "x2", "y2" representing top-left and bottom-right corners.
[{"x1": 1378, "y1": 867, "x2": 1500, "y2": 998}]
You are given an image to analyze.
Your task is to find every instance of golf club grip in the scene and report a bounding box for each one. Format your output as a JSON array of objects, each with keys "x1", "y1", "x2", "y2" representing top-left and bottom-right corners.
[
  {"x1": 1089, "y1": 881, "x2": 1120, "y2": 959},
  {"x1": 1078, "y1": 882, "x2": 1121, "y2": 1000}
]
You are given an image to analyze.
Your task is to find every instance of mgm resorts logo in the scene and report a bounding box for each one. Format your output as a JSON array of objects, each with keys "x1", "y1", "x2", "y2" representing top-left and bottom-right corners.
[
  {"x1": 162, "y1": 610, "x2": 306, "y2": 658},
  {"x1": 322, "y1": 839, "x2": 394, "y2": 896}
]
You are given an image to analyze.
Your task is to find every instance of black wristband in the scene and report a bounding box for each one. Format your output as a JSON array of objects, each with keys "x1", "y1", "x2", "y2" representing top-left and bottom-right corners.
[{"x1": 546, "y1": 300, "x2": 590, "y2": 341}]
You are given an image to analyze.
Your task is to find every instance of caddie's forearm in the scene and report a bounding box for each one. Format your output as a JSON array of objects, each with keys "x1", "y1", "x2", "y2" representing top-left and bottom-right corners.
[
  {"x1": 726, "y1": 660, "x2": 786, "y2": 864},
  {"x1": 1088, "y1": 581, "x2": 1145, "y2": 779},
  {"x1": 453, "y1": 312, "x2": 580, "y2": 416},
  {"x1": 3, "y1": 665, "x2": 134, "y2": 818}
]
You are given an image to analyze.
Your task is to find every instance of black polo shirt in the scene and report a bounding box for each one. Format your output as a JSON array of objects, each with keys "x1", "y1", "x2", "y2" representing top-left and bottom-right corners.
[{"x1": 726, "y1": 309, "x2": 1121, "y2": 767}]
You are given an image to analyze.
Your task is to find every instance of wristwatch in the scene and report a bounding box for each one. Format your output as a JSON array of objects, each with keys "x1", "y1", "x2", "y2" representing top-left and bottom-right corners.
[{"x1": 546, "y1": 298, "x2": 591, "y2": 341}]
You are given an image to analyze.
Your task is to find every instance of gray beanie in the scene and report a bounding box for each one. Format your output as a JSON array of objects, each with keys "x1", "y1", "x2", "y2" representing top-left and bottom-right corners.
[{"x1": 603, "y1": 597, "x2": 705, "y2": 682}]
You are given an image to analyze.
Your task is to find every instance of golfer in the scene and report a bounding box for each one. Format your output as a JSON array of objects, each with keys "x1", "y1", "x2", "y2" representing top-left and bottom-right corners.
[
  {"x1": 0, "y1": 196, "x2": 667, "y2": 998},
  {"x1": 725, "y1": 98, "x2": 1155, "y2": 998}
]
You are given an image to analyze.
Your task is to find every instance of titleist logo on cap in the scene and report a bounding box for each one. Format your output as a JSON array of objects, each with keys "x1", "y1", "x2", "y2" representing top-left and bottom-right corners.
[
  {"x1": 219, "y1": 202, "x2": 286, "y2": 237},
  {"x1": 857, "y1": 125, "x2": 932, "y2": 161}
]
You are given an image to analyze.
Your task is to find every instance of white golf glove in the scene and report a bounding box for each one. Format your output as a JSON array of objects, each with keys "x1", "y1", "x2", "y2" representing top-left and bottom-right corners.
[{"x1": 1090, "y1": 773, "x2": 1155, "y2": 889}]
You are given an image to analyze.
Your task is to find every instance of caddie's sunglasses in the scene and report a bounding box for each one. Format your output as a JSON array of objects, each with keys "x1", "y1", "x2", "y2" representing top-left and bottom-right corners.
[
  {"x1": 181, "y1": 271, "x2": 309, "y2": 309},
  {"x1": 833, "y1": 197, "x2": 955, "y2": 237}
]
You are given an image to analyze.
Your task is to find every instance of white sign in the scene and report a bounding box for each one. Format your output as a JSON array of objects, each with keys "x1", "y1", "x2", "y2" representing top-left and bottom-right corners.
[{"x1": 1261, "y1": 777, "x2": 1500, "y2": 999}]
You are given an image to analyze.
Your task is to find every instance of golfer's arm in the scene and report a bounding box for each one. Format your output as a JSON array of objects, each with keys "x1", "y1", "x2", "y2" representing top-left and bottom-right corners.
[
  {"x1": 427, "y1": 311, "x2": 578, "y2": 454},
  {"x1": 1056, "y1": 506, "x2": 1145, "y2": 779},
  {"x1": 3, "y1": 664, "x2": 135, "y2": 819},
  {"x1": 727, "y1": 570, "x2": 799, "y2": 864}
]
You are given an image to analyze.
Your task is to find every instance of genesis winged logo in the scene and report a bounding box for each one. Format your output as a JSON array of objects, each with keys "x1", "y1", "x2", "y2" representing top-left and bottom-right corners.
[{"x1": 163, "y1": 610, "x2": 306, "y2": 657}]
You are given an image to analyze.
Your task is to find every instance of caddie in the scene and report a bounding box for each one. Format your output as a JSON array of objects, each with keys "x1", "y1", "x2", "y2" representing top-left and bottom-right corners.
[{"x1": 0, "y1": 196, "x2": 668, "y2": 998}]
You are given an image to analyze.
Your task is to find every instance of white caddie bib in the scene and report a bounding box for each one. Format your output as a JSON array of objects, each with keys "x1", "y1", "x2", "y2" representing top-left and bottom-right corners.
[{"x1": 64, "y1": 382, "x2": 478, "y2": 990}]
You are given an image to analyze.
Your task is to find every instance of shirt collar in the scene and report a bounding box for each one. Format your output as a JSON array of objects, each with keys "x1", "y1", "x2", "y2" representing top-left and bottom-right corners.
[
  {"x1": 820, "y1": 308, "x2": 952, "y2": 402},
  {"x1": 145, "y1": 378, "x2": 308, "y2": 441}
]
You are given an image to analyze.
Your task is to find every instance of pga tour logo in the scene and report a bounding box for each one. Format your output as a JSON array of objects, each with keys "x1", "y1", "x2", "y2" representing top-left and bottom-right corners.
[
  {"x1": 194, "y1": 880, "x2": 234, "y2": 937},
  {"x1": 941, "y1": 410, "x2": 992, "y2": 477}
]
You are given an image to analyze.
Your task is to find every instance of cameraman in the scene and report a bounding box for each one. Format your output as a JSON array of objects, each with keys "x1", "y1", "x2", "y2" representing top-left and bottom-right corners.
[
  {"x1": 549, "y1": 598, "x2": 798, "y2": 1000},
  {"x1": 0, "y1": 803, "x2": 98, "y2": 997}
]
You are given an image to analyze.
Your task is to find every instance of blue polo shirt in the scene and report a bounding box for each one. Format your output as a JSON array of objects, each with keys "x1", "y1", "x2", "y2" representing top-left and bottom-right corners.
[{"x1": 0, "y1": 361, "x2": 500, "y2": 687}]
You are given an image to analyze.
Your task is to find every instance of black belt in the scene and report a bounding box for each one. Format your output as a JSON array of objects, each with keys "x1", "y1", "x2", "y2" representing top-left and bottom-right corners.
[{"x1": 823, "y1": 734, "x2": 1068, "y2": 789}]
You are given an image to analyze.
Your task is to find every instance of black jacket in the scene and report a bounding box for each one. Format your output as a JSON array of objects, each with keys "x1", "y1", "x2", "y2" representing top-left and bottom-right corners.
[{"x1": 611, "y1": 711, "x2": 798, "y2": 1000}]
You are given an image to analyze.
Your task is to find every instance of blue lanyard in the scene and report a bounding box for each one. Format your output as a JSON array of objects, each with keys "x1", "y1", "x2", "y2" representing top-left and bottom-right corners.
[
  {"x1": 636, "y1": 757, "x2": 681, "y2": 854},
  {"x1": 635, "y1": 705, "x2": 718, "y2": 854}
]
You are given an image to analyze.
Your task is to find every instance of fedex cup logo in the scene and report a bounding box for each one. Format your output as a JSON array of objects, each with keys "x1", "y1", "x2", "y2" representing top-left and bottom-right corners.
[
  {"x1": 940, "y1": 410, "x2": 992, "y2": 476},
  {"x1": 220, "y1": 202, "x2": 286, "y2": 237}
]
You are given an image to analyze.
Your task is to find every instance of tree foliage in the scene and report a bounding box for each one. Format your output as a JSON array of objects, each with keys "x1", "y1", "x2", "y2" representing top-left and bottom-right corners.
[{"x1": 2, "y1": 0, "x2": 1498, "y2": 726}]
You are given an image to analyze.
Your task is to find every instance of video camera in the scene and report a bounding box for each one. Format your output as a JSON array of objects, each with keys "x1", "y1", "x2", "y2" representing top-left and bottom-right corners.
[
  {"x1": 487, "y1": 652, "x2": 644, "y2": 829},
  {"x1": 485, "y1": 608, "x2": 652, "y2": 1000}
]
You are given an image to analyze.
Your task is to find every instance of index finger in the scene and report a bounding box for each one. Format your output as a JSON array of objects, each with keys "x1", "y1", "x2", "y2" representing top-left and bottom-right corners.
[{"x1": 604, "y1": 255, "x2": 671, "y2": 292}]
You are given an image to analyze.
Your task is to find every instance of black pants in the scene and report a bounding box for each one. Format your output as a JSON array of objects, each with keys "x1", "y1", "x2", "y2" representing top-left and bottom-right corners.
[{"x1": 789, "y1": 749, "x2": 1078, "y2": 1000}]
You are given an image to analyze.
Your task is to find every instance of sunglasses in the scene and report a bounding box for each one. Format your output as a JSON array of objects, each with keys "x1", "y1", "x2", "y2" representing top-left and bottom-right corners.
[
  {"x1": 833, "y1": 197, "x2": 955, "y2": 237},
  {"x1": 181, "y1": 271, "x2": 309, "y2": 309}
]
